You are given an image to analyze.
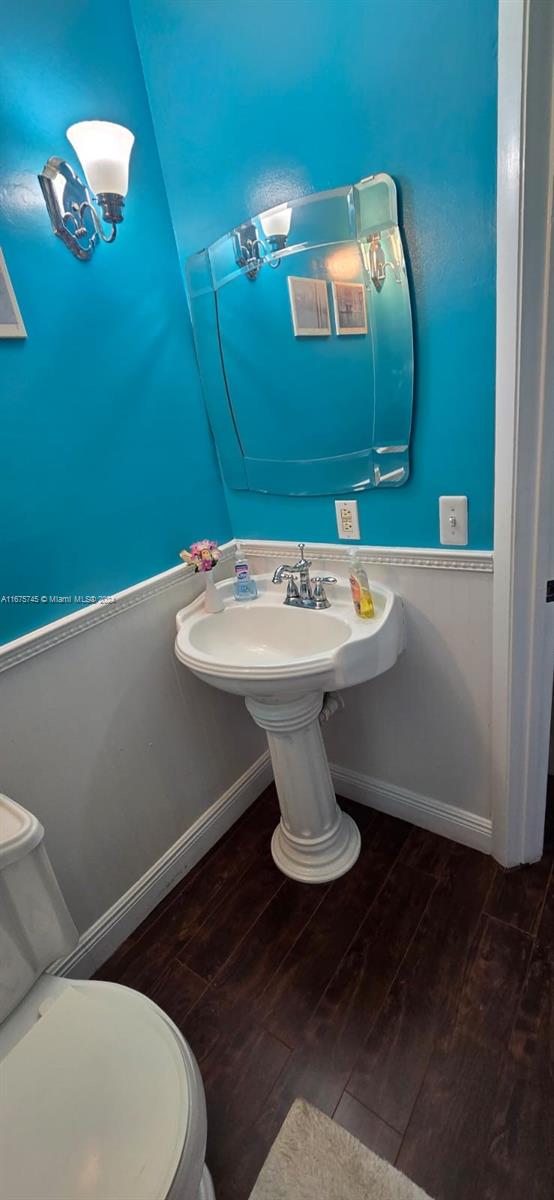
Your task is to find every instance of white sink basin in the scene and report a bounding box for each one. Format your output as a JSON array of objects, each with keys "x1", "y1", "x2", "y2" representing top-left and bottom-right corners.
[
  {"x1": 188, "y1": 604, "x2": 349, "y2": 665},
  {"x1": 175, "y1": 571, "x2": 404, "y2": 885},
  {"x1": 175, "y1": 574, "x2": 404, "y2": 699}
]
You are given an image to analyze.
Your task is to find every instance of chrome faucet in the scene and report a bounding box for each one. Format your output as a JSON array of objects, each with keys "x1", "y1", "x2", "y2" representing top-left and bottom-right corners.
[{"x1": 272, "y1": 544, "x2": 337, "y2": 609}]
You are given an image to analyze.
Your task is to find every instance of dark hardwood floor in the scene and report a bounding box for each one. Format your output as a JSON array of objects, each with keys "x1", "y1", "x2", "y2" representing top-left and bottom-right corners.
[{"x1": 95, "y1": 785, "x2": 554, "y2": 1200}]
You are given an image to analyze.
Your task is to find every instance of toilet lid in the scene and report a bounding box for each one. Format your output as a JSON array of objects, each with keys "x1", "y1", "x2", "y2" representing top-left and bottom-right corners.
[{"x1": 0, "y1": 984, "x2": 190, "y2": 1200}]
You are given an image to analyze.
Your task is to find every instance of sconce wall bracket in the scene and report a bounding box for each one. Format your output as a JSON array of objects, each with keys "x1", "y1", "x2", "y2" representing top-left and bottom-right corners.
[
  {"x1": 38, "y1": 158, "x2": 97, "y2": 261},
  {"x1": 38, "y1": 158, "x2": 120, "y2": 261}
]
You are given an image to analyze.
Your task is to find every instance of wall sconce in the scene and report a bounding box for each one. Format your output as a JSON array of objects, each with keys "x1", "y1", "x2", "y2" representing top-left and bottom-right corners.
[
  {"x1": 364, "y1": 231, "x2": 402, "y2": 292},
  {"x1": 38, "y1": 120, "x2": 135, "y2": 261},
  {"x1": 233, "y1": 204, "x2": 292, "y2": 280}
]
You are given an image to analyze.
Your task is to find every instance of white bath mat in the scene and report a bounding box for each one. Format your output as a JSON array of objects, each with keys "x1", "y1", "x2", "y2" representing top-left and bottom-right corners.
[{"x1": 248, "y1": 1097, "x2": 433, "y2": 1200}]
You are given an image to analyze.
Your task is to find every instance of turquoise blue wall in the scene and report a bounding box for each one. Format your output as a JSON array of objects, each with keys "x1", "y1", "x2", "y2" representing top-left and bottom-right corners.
[
  {"x1": 132, "y1": 0, "x2": 498, "y2": 550},
  {"x1": 0, "y1": 0, "x2": 231, "y2": 644},
  {"x1": 1, "y1": 0, "x2": 498, "y2": 647}
]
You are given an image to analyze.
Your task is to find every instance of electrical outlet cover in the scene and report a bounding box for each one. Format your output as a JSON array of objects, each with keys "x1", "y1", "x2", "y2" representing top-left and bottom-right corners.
[{"x1": 335, "y1": 499, "x2": 360, "y2": 540}]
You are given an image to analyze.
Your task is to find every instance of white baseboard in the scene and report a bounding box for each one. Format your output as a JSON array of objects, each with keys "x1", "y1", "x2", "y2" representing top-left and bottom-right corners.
[
  {"x1": 52, "y1": 751, "x2": 490, "y2": 981},
  {"x1": 53, "y1": 750, "x2": 272, "y2": 980},
  {"x1": 331, "y1": 762, "x2": 492, "y2": 854}
]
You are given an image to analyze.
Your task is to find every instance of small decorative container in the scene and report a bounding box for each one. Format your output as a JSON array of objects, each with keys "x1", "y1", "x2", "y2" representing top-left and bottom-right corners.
[
  {"x1": 179, "y1": 540, "x2": 224, "y2": 614},
  {"x1": 203, "y1": 568, "x2": 224, "y2": 614}
]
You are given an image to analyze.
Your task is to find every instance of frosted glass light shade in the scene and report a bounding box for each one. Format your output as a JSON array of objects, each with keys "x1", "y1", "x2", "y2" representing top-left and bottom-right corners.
[
  {"x1": 66, "y1": 121, "x2": 135, "y2": 197},
  {"x1": 260, "y1": 204, "x2": 292, "y2": 240}
]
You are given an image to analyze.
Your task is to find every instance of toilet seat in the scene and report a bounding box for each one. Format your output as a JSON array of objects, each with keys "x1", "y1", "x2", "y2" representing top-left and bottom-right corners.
[{"x1": 0, "y1": 978, "x2": 205, "y2": 1200}]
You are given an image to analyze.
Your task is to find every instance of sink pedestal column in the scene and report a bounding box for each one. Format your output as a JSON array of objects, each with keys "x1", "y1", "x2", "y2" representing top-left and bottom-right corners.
[{"x1": 246, "y1": 691, "x2": 361, "y2": 883}]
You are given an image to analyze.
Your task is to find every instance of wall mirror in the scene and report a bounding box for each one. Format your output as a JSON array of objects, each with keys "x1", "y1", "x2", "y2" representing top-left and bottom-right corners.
[{"x1": 185, "y1": 174, "x2": 413, "y2": 495}]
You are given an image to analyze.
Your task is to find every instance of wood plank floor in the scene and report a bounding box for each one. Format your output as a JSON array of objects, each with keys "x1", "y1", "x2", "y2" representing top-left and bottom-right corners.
[{"x1": 95, "y1": 785, "x2": 554, "y2": 1200}]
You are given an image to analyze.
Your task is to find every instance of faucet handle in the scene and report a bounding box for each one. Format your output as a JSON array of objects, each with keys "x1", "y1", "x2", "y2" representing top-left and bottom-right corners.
[{"x1": 311, "y1": 575, "x2": 337, "y2": 607}]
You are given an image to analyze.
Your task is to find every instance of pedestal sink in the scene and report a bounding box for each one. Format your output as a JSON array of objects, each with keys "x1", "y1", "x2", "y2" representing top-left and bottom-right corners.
[{"x1": 175, "y1": 574, "x2": 404, "y2": 883}]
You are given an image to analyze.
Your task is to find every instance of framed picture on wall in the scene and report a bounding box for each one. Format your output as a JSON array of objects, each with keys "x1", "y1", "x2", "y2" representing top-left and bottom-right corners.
[
  {"x1": 288, "y1": 276, "x2": 331, "y2": 337},
  {"x1": 0, "y1": 249, "x2": 27, "y2": 338},
  {"x1": 331, "y1": 280, "x2": 368, "y2": 335}
]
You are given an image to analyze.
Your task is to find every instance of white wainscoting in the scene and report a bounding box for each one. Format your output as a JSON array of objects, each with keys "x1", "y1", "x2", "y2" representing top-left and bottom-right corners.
[
  {"x1": 244, "y1": 540, "x2": 494, "y2": 845},
  {"x1": 0, "y1": 538, "x2": 495, "y2": 979},
  {"x1": 0, "y1": 546, "x2": 267, "y2": 945},
  {"x1": 54, "y1": 750, "x2": 272, "y2": 979}
]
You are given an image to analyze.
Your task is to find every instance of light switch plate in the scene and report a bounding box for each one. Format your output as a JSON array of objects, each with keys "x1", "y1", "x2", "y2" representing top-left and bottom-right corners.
[
  {"x1": 439, "y1": 496, "x2": 468, "y2": 546},
  {"x1": 335, "y1": 499, "x2": 360, "y2": 539}
]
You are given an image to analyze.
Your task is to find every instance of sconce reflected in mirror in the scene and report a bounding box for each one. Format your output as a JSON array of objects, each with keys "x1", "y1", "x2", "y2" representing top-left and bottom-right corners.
[
  {"x1": 259, "y1": 203, "x2": 292, "y2": 251},
  {"x1": 233, "y1": 203, "x2": 291, "y2": 279},
  {"x1": 38, "y1": 120, "x2": 135, "y2": 261},
  {"x1": 363, "y1": 229, "x2": 403, "y2": 292}
]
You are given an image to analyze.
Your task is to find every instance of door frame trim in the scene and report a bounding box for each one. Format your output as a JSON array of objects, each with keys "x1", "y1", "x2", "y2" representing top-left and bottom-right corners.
[{"x1": 492, "y1": 0, "x2": 554, "y2": 865}]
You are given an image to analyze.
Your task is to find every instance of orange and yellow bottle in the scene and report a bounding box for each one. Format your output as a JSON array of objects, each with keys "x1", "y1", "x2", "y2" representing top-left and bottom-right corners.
[{"x1": 348, "y1": 550, "x2": 375, "y2": 618}]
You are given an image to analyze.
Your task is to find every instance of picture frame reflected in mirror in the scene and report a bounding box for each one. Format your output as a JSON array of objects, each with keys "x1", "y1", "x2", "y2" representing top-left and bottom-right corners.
[
  {"x1": 332, "y1": 281, "x2": 368, "y2": 335},
  {"x1": 288, "y1": 276, "x2": 331, "y2": 337}
]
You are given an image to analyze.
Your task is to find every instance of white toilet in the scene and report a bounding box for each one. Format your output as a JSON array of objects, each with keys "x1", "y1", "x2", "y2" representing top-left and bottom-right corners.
[{"x1": 0, "y1": 793, "x2": 215, "y2": 1200}]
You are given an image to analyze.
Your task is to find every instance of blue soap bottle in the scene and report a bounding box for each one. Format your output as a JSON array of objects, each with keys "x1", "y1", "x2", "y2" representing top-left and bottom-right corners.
[{"x1": 233, "y1": 546, "x2": 258, "y2": 600}]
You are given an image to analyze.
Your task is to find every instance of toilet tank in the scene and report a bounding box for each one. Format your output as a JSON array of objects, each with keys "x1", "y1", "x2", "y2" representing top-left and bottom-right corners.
[{"x1": 0, "y1": 794, "x2": 78, "y2": 1024}]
